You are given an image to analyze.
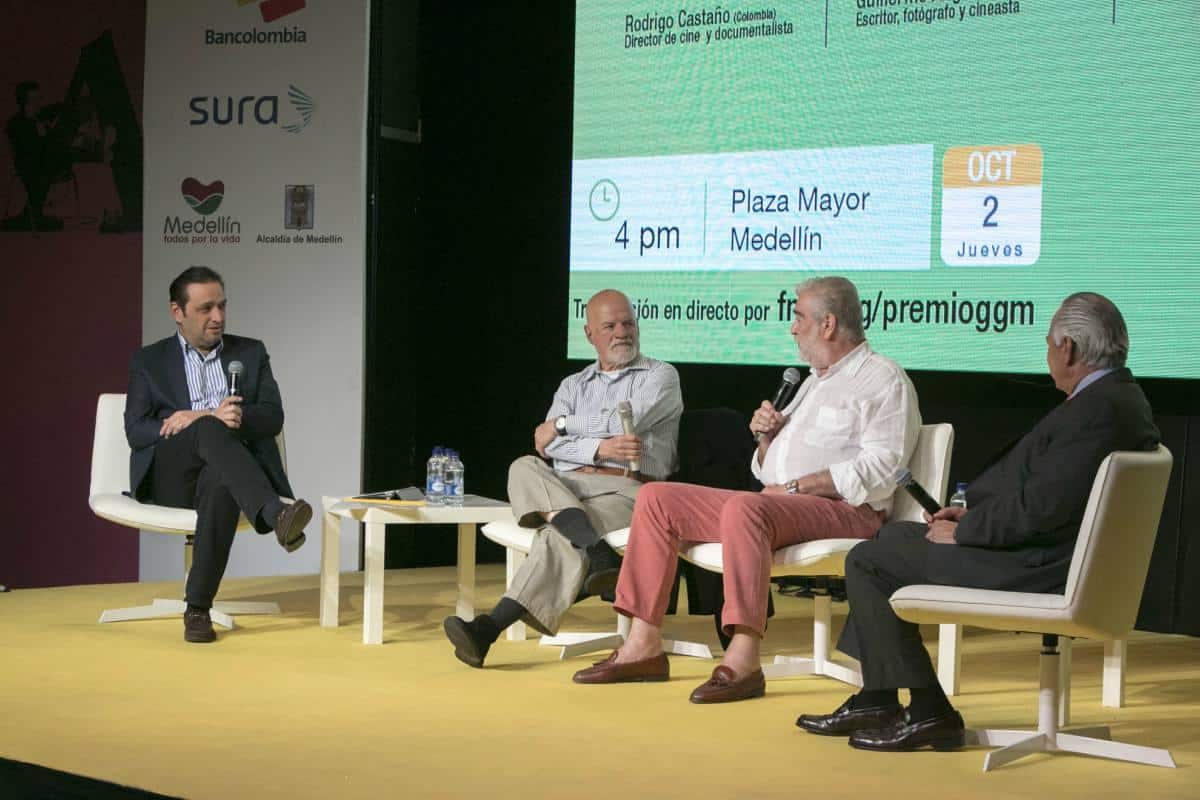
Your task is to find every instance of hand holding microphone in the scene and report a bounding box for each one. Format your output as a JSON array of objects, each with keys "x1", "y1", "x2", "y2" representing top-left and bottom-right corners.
[
  {"x1": 227, "y1": 360, "x2": 243, "y2": 397},
  {"x1": 214, "y1": 360, "x2": 244, "y2": 429},
  {"x1": 617, "y1": 400, "x2": 640, "y2": 473},
  {"x1": 753, "y1": 367, "x2": 803, "y2": 443}
]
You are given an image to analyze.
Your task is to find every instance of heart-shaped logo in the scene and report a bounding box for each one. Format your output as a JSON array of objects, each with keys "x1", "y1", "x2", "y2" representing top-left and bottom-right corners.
[{"x1": 181, "y1": 178, "x2": 225, "y2": 215}]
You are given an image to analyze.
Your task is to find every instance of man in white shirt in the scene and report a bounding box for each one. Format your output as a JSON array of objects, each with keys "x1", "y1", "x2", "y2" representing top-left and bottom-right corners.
[{"x1": 572, "y1": 277, "x2": 921, "y2": 703}]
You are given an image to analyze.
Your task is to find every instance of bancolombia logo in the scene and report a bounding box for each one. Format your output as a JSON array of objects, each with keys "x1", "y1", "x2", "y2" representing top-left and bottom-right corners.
[
  {"x1": 188, "y1": 85, "x2": 315, "y2": 134},
  {"x1": 164, "y1": 178, "x2": 241, "y2": 245},
  {"x1": 205, "y1": 0, "x2": 310, "y2": 46}
]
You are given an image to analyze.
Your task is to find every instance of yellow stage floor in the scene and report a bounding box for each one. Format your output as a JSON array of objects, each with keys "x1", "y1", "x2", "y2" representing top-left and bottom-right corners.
[{"x1": 1, "y1": 565, "x2": 1197, "y2": 799}]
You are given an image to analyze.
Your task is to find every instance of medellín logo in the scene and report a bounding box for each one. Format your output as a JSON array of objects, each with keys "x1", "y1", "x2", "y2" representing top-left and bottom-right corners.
[
  {"x1": 181, "y1": 178, "x2": 224, "y2": 215},
  {"x1": 188, "y1": 85, "x2": 315, "y2": 134},
  {"x1": 163, "y1": 177, "x2": 241, "y2": 245}
]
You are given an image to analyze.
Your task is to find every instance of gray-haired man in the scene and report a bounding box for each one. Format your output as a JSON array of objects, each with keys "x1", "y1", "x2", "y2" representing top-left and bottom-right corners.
[
  {"x1": 797, "y1": 292, "x2": 1160, "y2": 751},
  {"x1": 442, "y1": 289, "x2": 683, "y2": 668}
]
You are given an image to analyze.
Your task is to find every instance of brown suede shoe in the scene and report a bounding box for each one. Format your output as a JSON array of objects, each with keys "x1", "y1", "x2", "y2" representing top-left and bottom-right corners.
[
  {"x1": 572, "y1": 650, "x2": 669, "y2": 684},
  {"x1": 183, "y1": 607, "x2": 216, "y2": 643},
  {"x1": 689, "y1": 665, "x2": 766, "y2": 704},
  {"x1": 274, "y1": 499, "x2": 311, "y2": 552}
]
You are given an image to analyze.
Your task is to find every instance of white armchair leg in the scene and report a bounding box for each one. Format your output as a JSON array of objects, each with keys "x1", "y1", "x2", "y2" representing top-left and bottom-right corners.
[
  {"x1": 100, "y1": 598, "x2": 237, "y2": 629},
  {"x1": 1058, "y1": 637, "x2": 1072, "y2": 727},
  {"x1": 763, "y1": 594, "x2": 860, "y2": 686},
  {"x1": 1055, "y1": 732, "x2": 1175, "y2": 768},
  {"x1": 1102, "y1": 638, "x2": 1126, "y2": 708},
  {"x1": 937, "y1": 623, "x2": 962, "y2": 696},
  {"x1": 540, "y1": 632, "x2": 625, "y2": 660},
  {"x1": 982, "y1": 733, "x2": 1050, "y2": 772},
  {"x1": 212, "y1": 601, "x2": 281, "y2": 615}
]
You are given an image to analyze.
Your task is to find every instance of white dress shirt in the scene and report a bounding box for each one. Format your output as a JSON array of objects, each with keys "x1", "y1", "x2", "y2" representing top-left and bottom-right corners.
[{"x1": 751, "y1": 342, "x2": 921, "y2": 515}]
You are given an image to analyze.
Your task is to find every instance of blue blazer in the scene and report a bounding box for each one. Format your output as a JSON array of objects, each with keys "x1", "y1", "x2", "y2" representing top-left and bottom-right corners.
[{"x1": 124, "y1": 333, "x2": 294, "y2": 502}]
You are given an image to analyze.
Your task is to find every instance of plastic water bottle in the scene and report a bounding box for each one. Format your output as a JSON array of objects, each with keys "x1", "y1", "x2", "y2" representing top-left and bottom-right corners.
[
  {"x1": 444, "y1": 450, "x2": 465, "y2": 506},
  {"x1": 426, "y1": 447, "x2": 446, "y2": 506},
  {"x1": 949, "y1": 482, "x2": 968, "y2": 510}
]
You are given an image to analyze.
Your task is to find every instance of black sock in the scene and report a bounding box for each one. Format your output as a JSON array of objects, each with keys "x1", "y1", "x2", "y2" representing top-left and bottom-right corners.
[
  {"x1": 850, "y1": 689, "x2": 899, "y2": 710},
  {"x1": 476, "y1": 597, "x2": 527, "y2": 641},
  {"x1": 186, "y1": 603, "x2": 209, "y2": 614},
  {"x1": 550, "y1": 507, "x2": 600, "y2": 549},
  {"x1": 585, "y1": 538, "x2": 621, "y2": 571},
  {"x1": 908, "y1": 685, "x2": 954, "y2": 721}
]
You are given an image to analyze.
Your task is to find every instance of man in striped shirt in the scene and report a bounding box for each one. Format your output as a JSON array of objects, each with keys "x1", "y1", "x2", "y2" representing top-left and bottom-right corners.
[
  {"x1": 443, "y1": 289, "x2": 683, "y2": 668},
  {"x1": 125, "y1": 267, "x2": 311, "y2": 643}
]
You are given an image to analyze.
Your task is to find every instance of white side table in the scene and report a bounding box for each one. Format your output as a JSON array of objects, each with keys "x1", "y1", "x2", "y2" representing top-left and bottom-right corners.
[{"x1": 320, "y1": 495, "x2": 513, "y2": 644}]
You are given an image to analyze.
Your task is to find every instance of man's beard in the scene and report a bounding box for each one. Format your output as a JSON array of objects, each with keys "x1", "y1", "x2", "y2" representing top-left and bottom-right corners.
[{"x1": 609, "y1": 342, "x2": 639, "y2": 367}]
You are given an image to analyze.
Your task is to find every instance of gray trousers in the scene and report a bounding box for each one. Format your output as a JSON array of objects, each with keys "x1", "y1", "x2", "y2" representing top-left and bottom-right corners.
[{"x1": 503, "y1": 455, "x2": 641, "y2": 635}]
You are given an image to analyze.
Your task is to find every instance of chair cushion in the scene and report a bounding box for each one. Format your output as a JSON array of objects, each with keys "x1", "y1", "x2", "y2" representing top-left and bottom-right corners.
[
  {"x1": 481, "y1": 519, "x2": 533, "y2": 553},
  {"x1": 89, "y1": 493, "x2": 255, "y2": 535},
  {"x1": 887, "y1": 584, "x2": 1107, "y2": 638},
  {"x1": 679, "y1": 537, "x2": 863, "y2": 577},
  {"x1": 482, "y1": 520, "x2": 632, "y2": 555}
]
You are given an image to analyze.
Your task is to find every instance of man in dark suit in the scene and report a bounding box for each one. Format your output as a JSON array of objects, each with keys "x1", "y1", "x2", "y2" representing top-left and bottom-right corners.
[
  {"x1": 796, "y1": 292, "x2": 1160, "y2": 751},
  {"x1": 125, "y1": 266, "x2": 311, "y2": 643}
]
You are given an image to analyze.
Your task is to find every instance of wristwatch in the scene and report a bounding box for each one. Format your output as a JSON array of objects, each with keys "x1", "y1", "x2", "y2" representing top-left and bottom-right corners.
[
  {"x1": 785, "y1": 479, "x2": 800, "y2": 495},
  {"x1": 554, "y1": 415, "x2": 568, "y2": 436}
]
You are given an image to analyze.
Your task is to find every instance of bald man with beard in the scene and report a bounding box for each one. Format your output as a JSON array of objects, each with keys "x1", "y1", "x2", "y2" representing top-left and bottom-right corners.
[{"x1": 442, "y1": 289, "x2": 683, "y2": 668}]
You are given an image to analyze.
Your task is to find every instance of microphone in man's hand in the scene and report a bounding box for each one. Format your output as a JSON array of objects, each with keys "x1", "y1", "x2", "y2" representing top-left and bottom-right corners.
[
  {"x1": 755, "y1": 367, "x2": 803, "y2": 442},
  {"x1": 617, "y1": 400, "x2": 639, "y2": 473},
  {"x1": 893, "y1": 468, "x2": 943, "y2": 517},
  {"x1": 228, "y1": 360, "x2": 244, "y2": 397}
]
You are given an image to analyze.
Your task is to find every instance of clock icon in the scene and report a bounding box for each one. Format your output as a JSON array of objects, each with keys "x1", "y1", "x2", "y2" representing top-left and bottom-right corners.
[{"x1": 589, "y1": 179, "x2": 620, "y2": 221}]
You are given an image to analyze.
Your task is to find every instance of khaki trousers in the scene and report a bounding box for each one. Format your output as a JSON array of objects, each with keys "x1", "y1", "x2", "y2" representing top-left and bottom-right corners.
[{"x1": 503, "y1": 455, "x2": 641, "y2": 635}]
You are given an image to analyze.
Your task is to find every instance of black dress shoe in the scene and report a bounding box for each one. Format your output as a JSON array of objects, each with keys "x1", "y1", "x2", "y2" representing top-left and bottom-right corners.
[
  {"x1": 796, "y1": 696, "x2": 903, "y2": 736},
  {"x1": 580, "y1": 540, "x2": 622, "y2": 597},
  {"x1": 443, "y1": 616, "x2": 490, "y2": 668},
  {"x1": 183, "y1": 607, "x2": 216, "y2": 643},
  {"x1": 849, "y1": 709, "x2": 966, "y2": 752},
  {"x1": 274, "y1": 499, "x2": 311, "y2": 552}
]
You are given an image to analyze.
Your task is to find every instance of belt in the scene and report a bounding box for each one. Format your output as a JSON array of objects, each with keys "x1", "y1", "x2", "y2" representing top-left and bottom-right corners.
[{"x1": 575, "y1": 465, "x2": 655, "y2": 483}]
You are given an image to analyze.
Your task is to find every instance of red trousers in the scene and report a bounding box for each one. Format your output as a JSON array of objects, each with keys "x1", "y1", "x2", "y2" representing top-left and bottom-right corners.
[{"x1": 614, "y1": 483, "x2": 884, "y2": 635}]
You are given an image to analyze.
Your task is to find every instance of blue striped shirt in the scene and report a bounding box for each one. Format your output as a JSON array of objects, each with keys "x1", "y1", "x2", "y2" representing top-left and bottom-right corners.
[
  {"x1": 177, "y1": 333, "x2": 227, "y2": 411},
  {"x1": 544, "y1": 354, "x2": 682, "y2": 479}
]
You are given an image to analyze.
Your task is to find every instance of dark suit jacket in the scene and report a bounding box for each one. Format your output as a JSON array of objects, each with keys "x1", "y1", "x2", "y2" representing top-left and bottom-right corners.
[
  {"x1": 124, "y1": 333, "x2": 293, "y2": 502},
  {"x1": 929, "y1": 368, "x2": 1159, "y2": 592}
]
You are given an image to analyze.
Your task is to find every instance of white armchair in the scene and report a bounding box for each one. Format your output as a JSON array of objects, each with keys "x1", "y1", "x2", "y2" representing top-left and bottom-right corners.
[
  {"x1": 890, "y1": 446, "x2": 1175, "y2": 771},
  {"x1": 679, "y1": 422, "x2": 955, "y2": 687},
  {"x1": 88, "y1": 393, "x2": 284, "y2": 629}
]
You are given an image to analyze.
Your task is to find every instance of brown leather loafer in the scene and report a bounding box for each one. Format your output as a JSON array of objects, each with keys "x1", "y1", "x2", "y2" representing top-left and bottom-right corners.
[
  {"x1": 274, "y1": 499, "x2": 311, "y2": 552},
  {"x1": 848, "y1": 709, "x2": 966, "y2": 751},
  {"x1": 183, "y1": 607, "x2": 216, "y2": 643},
  {"x1": 572, "y1": 651, "x2": 669, "y2": 684},
  {"x1": 797, "y1": 695, "x2": 904, "y2": 736},
  {"x1": 689, "y1": 665, "x2": 766, "y2": 704}
]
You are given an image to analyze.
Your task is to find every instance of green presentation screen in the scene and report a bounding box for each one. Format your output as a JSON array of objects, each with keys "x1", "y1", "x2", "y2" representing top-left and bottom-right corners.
[{"x1": 567, "y1": 1, "x2": 1199, "y2": 378}]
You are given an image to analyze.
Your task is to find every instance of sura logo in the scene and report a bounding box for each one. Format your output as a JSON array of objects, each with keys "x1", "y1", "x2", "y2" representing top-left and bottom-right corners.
[
  {"x1": 188, "y1": 85, "x2": 315, "y2": 134},
  {"x1": 181, "y1": 178, "x2": 224, "y2": 215}
]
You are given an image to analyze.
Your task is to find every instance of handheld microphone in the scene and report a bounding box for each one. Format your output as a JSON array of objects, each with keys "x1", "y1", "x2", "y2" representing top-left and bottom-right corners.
[
  {"x1": 755, "y1": 367, "x2": 803, "y2": 442},
  {"x1": 893, "y1": 468, "x2": 943, "y2": 517},
  {"x1": 617, "y1": 400, "x2": 639, "y2": 473},
  {"x1": 228, "y1": 361, "x2": 244, "y2": 397}
]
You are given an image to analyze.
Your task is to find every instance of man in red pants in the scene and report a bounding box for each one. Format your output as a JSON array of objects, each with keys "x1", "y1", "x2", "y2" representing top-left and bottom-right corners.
[{"x1": 572, "y1": 276, "x2": 922, "y2": 702}]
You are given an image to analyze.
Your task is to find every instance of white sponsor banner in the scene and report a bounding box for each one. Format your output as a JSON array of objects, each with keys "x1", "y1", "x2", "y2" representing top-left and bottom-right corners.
[{"x1": 141, "y1": 0, "x2": 368, "y2": 580}]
